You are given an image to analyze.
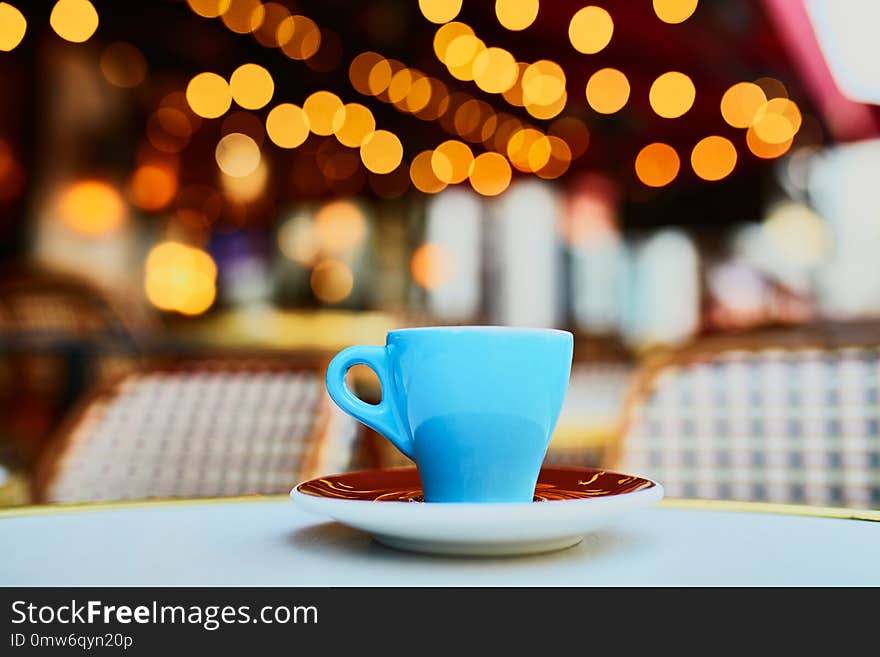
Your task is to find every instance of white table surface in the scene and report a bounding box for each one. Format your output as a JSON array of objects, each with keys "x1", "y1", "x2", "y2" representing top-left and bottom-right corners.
[{"x1": 2, "y1": 498, "x2": 878, "y2": 586}]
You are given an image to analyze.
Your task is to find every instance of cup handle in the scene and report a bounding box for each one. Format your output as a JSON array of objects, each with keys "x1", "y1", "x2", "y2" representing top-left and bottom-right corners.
[{"x1": 325, "y1": 346, "x2": 414, "y2": 461}]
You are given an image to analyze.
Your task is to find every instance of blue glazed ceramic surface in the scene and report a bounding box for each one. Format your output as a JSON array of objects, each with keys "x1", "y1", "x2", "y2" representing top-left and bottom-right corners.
[{"x1": 325, "y1": 326, "x2": 573, "y2": 503}]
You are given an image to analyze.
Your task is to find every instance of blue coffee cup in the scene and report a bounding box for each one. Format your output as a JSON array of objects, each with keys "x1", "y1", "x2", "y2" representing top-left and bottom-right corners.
[{"x1": 325, "y1": 326, "x2": 573, "y2": 503}]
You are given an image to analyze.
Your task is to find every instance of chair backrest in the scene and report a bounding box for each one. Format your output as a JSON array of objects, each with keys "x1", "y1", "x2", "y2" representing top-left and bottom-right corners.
[
  {"x1": 617, "y1": 338, "x2": 880, "y2": 508},
  {"x1": 34, "y1": 352, "x2": 358, "y2": 503}
]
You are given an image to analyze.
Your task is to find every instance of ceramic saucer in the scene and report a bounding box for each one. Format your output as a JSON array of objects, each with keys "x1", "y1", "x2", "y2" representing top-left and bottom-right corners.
[{"x1": 290, "y1": 466, "x2": 663, "y2": 556}]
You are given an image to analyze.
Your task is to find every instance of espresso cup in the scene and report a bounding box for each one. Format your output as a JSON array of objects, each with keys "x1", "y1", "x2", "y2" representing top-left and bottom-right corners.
[{"x1": 325, "y1": 326, "x2": 573, "y2": 503}]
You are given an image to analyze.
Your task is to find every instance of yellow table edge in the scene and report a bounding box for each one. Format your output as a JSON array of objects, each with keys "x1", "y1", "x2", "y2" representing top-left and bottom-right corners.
[{"x1": 0, "y1": 495, "x2": 878, "y2": 522}]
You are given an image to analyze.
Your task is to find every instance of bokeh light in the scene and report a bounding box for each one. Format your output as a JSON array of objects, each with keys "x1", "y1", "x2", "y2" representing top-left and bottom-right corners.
[
  {"x1": 303, "y1": 91, "x2": 343, "y2": 136},
  {"x1": 221, "y1": 159, "x2": 268, "y2": 202},
  {"x1": 432, "y1": 140, "x2": 474, "y2": 184},
  {"x1": 349, "y1": 51, "x2": 384, "y2": 96},
  {"x1": 586, "y1": 68, "x2": 629, "y2": 114},
  {"x1": 314, "y1": 200, "x2": 367, "y2": 256},
  {"x1": 215, "y1": 133, "x2": 261, "y2": 177},
  {"x1": 266, "y1": 103, "x2": 310, "y2": 148},
  {"x1": 57, "y1": 180, "x2": 125, "y2": 235},
  {"x1": 522, "y1": 60, "x2": 566, "y2": 107},
  {"x1": 332, "y1": 103, "x2": 376, "y2": 148},
  {"x1": 50, "y1": 0, "x2": 99, "y2": 43},
  {"x1": 649, "y1": 71, "x2": 695, "y2": 118},
  {"x1": 0, "y1": 3, "x2": 27, "y2": 52},
  {"x1": 495, "y1": 0, "x2": 539, "y2": 31},
  {"x1": 501, "y1": 63, "x2": 528, "y2": 106},
  {"x1": 507, "y1": 127, "x2": 549, "y2": 172},
  {"x1": 310, "y1": 259, "x2": 354, "y2": 304},
  {"x1": 129, "y1": 164, "x2": 177, "y2": 211},
  {"x1": 635, "y1": 143, "x2": 680, "y2": 187},
  {"x1": 411, "y1": 243, "x2": 454, "y2": 289},
  {"x1": 186, "y1": 0, "x2": 231, "y2": 18},
  {"x1": 472, "y1": 47, "x2": 518, "y2": 94},
  {"x1": 751, "y1": 98, "x2": 801, "y2": 144},
  {"x1": 468, "y1": 152, "x2": 512, "y2": 196},
  {"x1": 524, "y1": 91, "x2": 567, "y2": 120},
  {"x1": 746, "y1": 126, "x2": 792, "y2": 159},
  {"x1": 568, "y1": 6, "x2": 613, "y2": 54},
  {"x1": 433, "y1": 22, "x2": 473, "y2": 62},
  {"x1": 99, "y1": 42, "x2": 147, "y2": 88},
  {"x1": 360, "y1": 130, "x2": 403, "y2": 174},
  {"x1": 278, "y1": 15, "x2": 322, "y2": 60},
  {"x1": 653, "y1": 0, "x2": 698, "y2": 24},
  {"x1": 277, "y1": 212, "x2": 318, "y2": 266},
  {"x1": 410, "y1": 151, "x2": 448, "y2": 194},
  {"x1": 690, "y1": 136, "x2": 737, "y2": 181},
  {"x1": 535, "y1": 136, "x2": 572, "y2": 180},
  {"x1": 145, "y1": 241, "x2": 217, "y2": 316},
  {"x1": 220, "y1": 0, "x2": 264, "y2": 34},
  {"x1": 229, "y1": 63, "x2": 274, "y2": 110},
  {"x1": 445, "y1": 34, "x2": 485, "y2": 81},
  {"x1": 754, "y1": 76, "x2": 788, "y2": 100},
  {"x1": 720, "y1": 82, "x2": 766, "y2": 129},
  {"x1": 186, "y1": 72, "x2": 232, "y2": 119},
  {"x1": 419, "y1": 0, "x2": 462, "y2": 25},
  {"x1": 253, "y1": 2, "x2": 290, "y2": 47}
]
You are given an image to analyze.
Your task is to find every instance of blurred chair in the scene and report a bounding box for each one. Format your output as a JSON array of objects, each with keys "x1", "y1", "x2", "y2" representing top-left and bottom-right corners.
[
  {"x1": 615, "y1": 325, "x2": 880, "y2": 509},
  {"x1": 0, "y1": 264, "x2": 156, "y2": 466},
  {"x1": 34, "y1": 351, "x2": 360, "y2": 503}
]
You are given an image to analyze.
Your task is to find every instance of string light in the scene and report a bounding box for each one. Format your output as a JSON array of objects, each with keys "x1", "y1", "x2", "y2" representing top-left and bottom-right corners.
[
  {"x1": 720, "y1": 82, "x2": 766, "y2": 128},
  {"x1": 186, "y1": 73, "x2": 232, "y2": 119},
  {"x1": 568, "y1": 6, "x2": 613, "y2": 54},
  {"x1": 0, "y1": 3, "x2": 26, "y2": 51},
  {"x1": 410, "y1": 151, "x2": 448, "y2": 194},
  {"x1": 418, "y1": 0, "x2": 462, "y2": 25},
  {"x1": 360, "y1": 130, "x2": 403, "y2": 174},
  {"x1": 50, "y1": 0, "x2": 99, "y2": 43},
  {"x1": 468, "y1": 152, "x2": 512, "y2": 196},
  {"x1": 649, "y1": 71, "x2": 695, "y2": 118},
  {"x1": 635, "y1": 143, "x2": 680, "y2": 187},
  {"x1": 690, "y1": 136, "x2": 737, "y2": 181},
  {"x1": 215, "y1": 132, "x2": 261, "y2": 177},
  {"x1": 332, "y1": 103, "x2": 376, "y2": 148},
  {"x1": 278, "y1": 15, "x2": 321, "y2": 60},
  {"x1": 586, "y1": 68, "x2": 629, "y2": 114},
  {"x1": 495, "y1": 0, "x2": 539, "y2": 31},
  {"x1": 751, "y1": 98, "x2": 801, "y2": 144},
  {"x1": 303, "y1": 91, "x2": 343, "y2": 136},
  {"x1": 220, "y1": 0, "x2": 264, "y2": 34},
  {"x1": 186, "y1": 0, "x2": 231, "y2": 18},
  {"x1": 432, "y1": 140, "x2": 474, "y2": 184},
  {"x1": 472, "y1": 47, "x2": 518, "y2": 94},
  {"x1": 266, "y1": 103, "x2": 310, "y2": 148},
  {"x1": 229, "y1": 63, "x2": 274, "y2": 110},
  {"x1": 653, "y1": 0, "x2": 698, "y2": 24}
]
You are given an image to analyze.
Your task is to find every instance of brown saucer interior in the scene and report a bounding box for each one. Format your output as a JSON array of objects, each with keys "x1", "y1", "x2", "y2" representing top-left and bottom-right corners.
[{"x1": 297, "y1": 466, "x2": 655, "y2": 502}]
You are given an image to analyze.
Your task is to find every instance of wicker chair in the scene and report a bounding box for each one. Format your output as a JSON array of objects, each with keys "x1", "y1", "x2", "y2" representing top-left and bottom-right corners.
[
  {"x1": 615, "y1": 325, "x2": 880, "y2": 509},
  {"x1": 34, "y1": 352, "x2": 359, "y2": 503},
  {"x1": 0, "y1": 264, "x2": 157, "y2": 466}
]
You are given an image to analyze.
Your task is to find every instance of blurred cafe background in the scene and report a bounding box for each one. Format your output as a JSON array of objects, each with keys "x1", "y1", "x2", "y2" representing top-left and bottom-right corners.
[{"x1": 1, "y1": 0, "x2": 879, "y2": 509}]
